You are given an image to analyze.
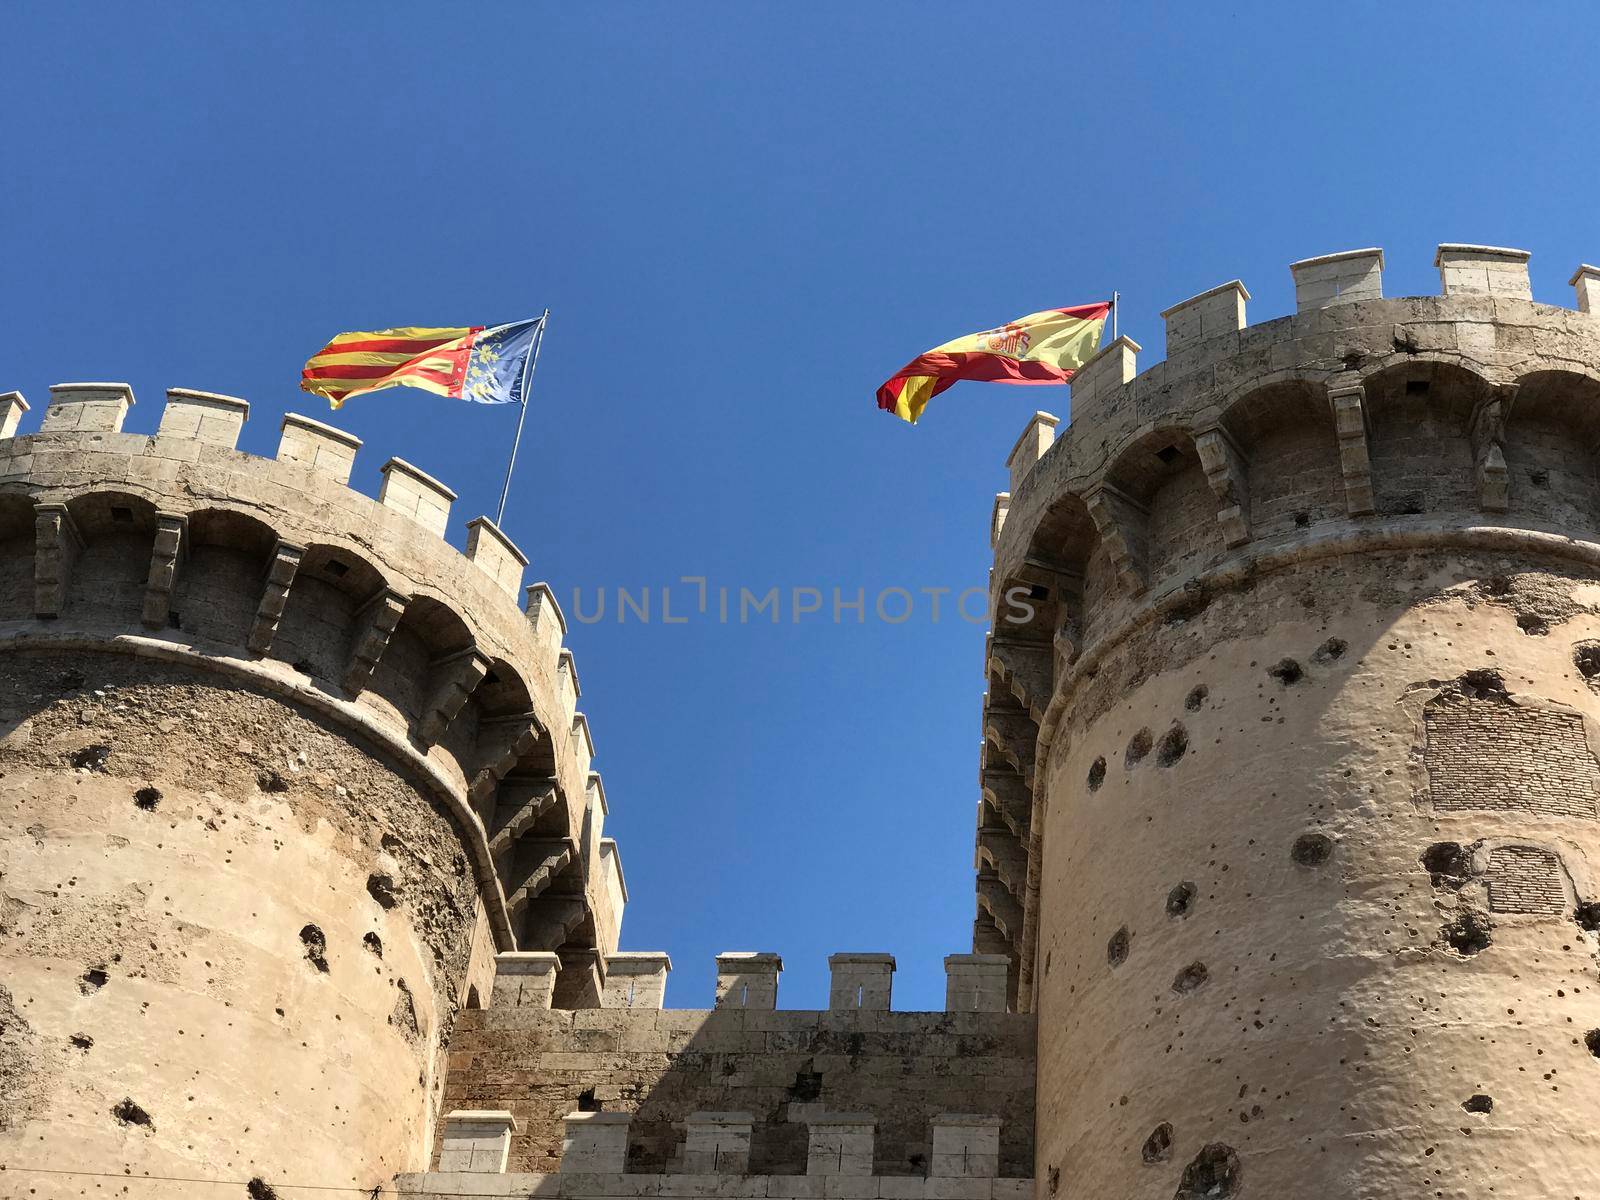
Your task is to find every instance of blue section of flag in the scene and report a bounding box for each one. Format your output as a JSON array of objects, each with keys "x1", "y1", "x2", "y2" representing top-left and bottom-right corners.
[{"x1": 461, "y1": 317, "x2": 544, "y2": 405}]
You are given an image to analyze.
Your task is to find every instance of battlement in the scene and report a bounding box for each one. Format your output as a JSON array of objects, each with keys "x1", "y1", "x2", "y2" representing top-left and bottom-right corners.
[
  {"x1": 973, "y1": 240, "x2": 1600, "y2": 1008},
  {"x1": 0, "y1": 382, "x2": 627, "y2": 964}
]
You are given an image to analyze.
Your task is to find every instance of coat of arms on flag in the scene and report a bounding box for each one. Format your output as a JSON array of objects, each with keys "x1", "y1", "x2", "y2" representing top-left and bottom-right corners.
[{"x1": 876, "y1": 302, "x2": 1111, "y2": 424}]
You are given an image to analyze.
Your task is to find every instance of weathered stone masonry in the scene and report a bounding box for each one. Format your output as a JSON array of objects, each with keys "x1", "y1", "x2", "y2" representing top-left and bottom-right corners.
[
  {"x1": 981, "y1": 243, "x2": 1600, "y2": 1199},
  {"x1": 0, "y1": 384, "x2": 630, "y2": 1195}
]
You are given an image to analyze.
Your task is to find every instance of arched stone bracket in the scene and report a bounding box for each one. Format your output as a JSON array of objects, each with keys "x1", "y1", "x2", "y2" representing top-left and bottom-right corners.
[
  {"x1": 343, "y1": 586, "x2": 409, "y2": 694},
  {"x1": 989, "y1": 640, "x2": 1052, "y2": 723},
  {"x1": 419, "y1": 647, "x2": 492, "y2": 745},
  {"x1": 1327, "y1": 384, "x2": 1375, "y2": 516},
  {"x1": 981, "y1": 769, "x2": 1031, "y2": 838},
  {"x1": 33, "y1": 501, "x2": 81, "y2": 618},
  {"x1": 1194, "y1": 427, "x2": 1251, "y2": 548},
  {"x1": 141, "y1": 511, "x2": 188, "y2": 630},
  {"x1": 1084, "y1": 484, "x2": 1148, "y2": 594},
  {"x1": 247, "y1": 538, "x2": 304, "y2": 655},
  {"x1": 1470, "y1": 385, "x2": 1517, "y2": 514}
]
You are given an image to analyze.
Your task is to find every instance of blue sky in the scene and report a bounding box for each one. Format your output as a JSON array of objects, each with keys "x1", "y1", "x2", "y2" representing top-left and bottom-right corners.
[{"x1": 4, "y1": 2, "x2": 1597, "y2": 1008}]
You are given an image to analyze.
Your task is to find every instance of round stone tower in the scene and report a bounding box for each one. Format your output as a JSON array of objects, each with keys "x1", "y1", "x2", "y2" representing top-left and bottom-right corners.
[
  {"x1": 0, "y1": 386, "x2": 626, "y2": 1194},
  {"x1": 977, "y1": 247, "x2": 1600, "y2": 1197}
]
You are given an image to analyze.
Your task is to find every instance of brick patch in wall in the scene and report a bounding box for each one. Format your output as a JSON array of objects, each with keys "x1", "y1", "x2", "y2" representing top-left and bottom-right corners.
[
  {"x1": 1485, "y1": 845, "x2": 1567, "y2": 915},
  {"x1": 1424, "y1": 701, "x2": 1598, "y2": 817}
]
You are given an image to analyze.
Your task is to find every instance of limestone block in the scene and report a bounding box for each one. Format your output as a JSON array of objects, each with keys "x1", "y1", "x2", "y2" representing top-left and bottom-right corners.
[
  {"x1": 141, "y1": 512, "x2": 188, "y2": 630},
  {"x1": 1571, "y1": 264, "x2": 1600, "y2": 314},
  {"x1": 1288, "y1": 248, "x2": 1384, "y2": 311},
  {"x1": 525, "y1": 581, "x2": 568, "y2": 664},
  {"x1": 827, "y1": 953, "x2": 895, "y2": 1011},
  {"x1": 1193, "y1": 427, "x2": 1251, "y2": 547},
  {"x1": 277, "y1": 413, "x2": 362, "y2": 484},
  {"x1": 439, "y1": 1110, "x2": 519, "y2": 1173},
  {"x1": 33, "y1": 502, "x2": 82, "y2": 618},
  {"x1": 0, "y1": 391, "x2": 30, "y2": 439},
  {"x1": 159, "y1": 388, "x2": 249, "y2": 448},
  {"x1": 682, "y1": 1112, "x2": 754, "y2": 1174},
  {"x1": 989, "y1": 494, "x2": 1009, "y2": 550},
  {"x1": 558, "y1": 648, "x2": 582, "y2": 717},
  {"x1": 466, "y1": 516, "x2": 529, "y2": 598},
  {"x1": 602, "y1": 952, "x2": 671, "y2": 1009},
  {"x1": 1067, "y1": 336, "x2": 1139, "y2": 416},
  {"x1": 561, "y1": 1112, "x2": 632, "y2": 1173},
  {"x1": 380, "y1": 457, "x2": 458, "y2": 538},
  {"x1": 492, "y1": 950, "x2": 561, "y2": 1009},
  {"x1": 1161, "y1": 282, "x2": 1248, "y2": 355},
  {"x1": 555, "y1": 947, "x2": 605, "y2": 1009},
  {"x1": 806, "y1": 1115, "x2": 876, "y2": 1177},
  {"x1": 42, "y1": 382, "x2": 134, "y2": 433},
  {"x1": 929, "y1": 1116, "x2": 1000, "y2": 1178},
  {"x1": 1327, "y1": 385, "x2": 1375, "y2": 516},
  {"x1": 715, "y1": 952, "x2": 782, "y2": 1009},
  {"x1": 572, "y1": 714, "x2": 595, "y2": 780},
  {"x1": 1004, "y1": 412, "x2": 1058, "y2": 493},
  {"x1": 1435, "y1": 243, "x2": 1532, "y2": 299},
  {"x1": 247, "y1": 539, "x2": 304, "y2": 654},
  {"x1": 944, "y1": 955, "x2": 1009, "y2": 1013}
]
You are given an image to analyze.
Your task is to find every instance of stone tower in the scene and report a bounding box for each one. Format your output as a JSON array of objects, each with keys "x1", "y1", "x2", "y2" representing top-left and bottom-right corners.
[
  {"x1": 978, "y1": 246, "x2": 1600, "y2": 1197},
  {"x1": 0, "y1": 387, "x2": 627, "y2": 1193}
]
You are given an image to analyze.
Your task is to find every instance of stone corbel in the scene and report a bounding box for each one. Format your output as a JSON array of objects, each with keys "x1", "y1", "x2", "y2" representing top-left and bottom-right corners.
[
  {"x1": 976, "y1": 872, "x2": 1024, "y2": 941},
  {"x1": 33, "y1": 503, "x2": 83, "y2": 619},
  {"x1": 1194, "y1": 427, "x2": 1251, "y2": 548},
  {"x1": 469, "y1": 715, "x2": 544, "y2": 809},
  {"x1": 1327, "y1": 385, "x2": 1375, "y2": 516},
  {"x1": 141, "y1": 512, "x2": 188, "y2": 631},
  {"x1": 247, "y1": 540, "x2": 305, "y2": 655},
  {"x1": 983, "y1": 710, "x2": 1038, "y2": 788},
  {"x1": 1470, "y1": 384, "x2": 1516, "y2": 514},
  {"x1": 504, "y1": 838, "x2": 578, "y2": 919},
  {"x1": 980, "y1": 769, "x2": 1031, "y2": 838},
  {"x1": 522, "y1": 896, "x2": 588, "y2": 952},
  {"x1": 989, "y1": 639, "x2": 1053, "y2": 722},
  {"x1": 488, "y1": 777, "x2": 561, "y2": 856},
  {"x1": 1085, "y1": 483, "x2": 1149, "y2": 594},
  {"x1": 418, "y1": 647, "x2": 492, "y2": 745},
  {"x1": 342, "y1": 586, "x2": 409, "y2": 694}
]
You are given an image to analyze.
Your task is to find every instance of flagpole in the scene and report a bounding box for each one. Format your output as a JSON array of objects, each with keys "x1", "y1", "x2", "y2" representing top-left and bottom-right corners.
[
  {"x1": 496, "y1": 309, "x2": 549, "y2": 526},
  {"x1": 1111, "y1": 291, "x2": 1119, "y2": 342}
]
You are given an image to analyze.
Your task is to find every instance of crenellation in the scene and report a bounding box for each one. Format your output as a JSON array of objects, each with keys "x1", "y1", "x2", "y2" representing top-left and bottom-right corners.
[
  {"x1": 1160, "y1": 280, "x2": 1249, "y2": 356},
  {"x1": 1289, "y1": 247, "x2": 1384, "y2": 311},
  {"x1": 467, "y1": 515, "x2": 530, "y2": 598},
  {"x1": 159, "y1": 387, "x2": 250, "y2": 447},
  {"x1": 1436, "y1": 242, "x2": 1533, "y2": 299},
  {"x1": 42, "y1": 381, "x2": 135, "y2": 433},
  {"x1": 1004, "y1": 412, "x2": 1057, "y2": 493},
  {"x1": 381, "y1": 455, "x2": 459, "y2": 538},
  {"x1": 1570, "y1": 264, "x2": 1600, "y2": 314},
  {"x1": 0, "y1": 390, "x2": 30, "y2": 439},
  {"x1": 277, "y1": 411, "x2": 362, "y2": 483}
]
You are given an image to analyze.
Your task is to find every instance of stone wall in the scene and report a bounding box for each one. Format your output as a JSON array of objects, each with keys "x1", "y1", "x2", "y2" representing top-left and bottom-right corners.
[
  {"x1": 983, "y1": 243, "x2": 1600, "y2": 1197},
  {"x1": 437, "y1": 1007, "x2": 1036, "y2": 1177}
]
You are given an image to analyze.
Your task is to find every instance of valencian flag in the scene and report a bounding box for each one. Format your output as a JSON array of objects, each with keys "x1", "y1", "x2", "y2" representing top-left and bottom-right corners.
[
  {"x1": 876, "y1": 302, "x2": 1112, "y2": 424},
  {"x1": 300, "y1": 318, "x2": 546, "y2": 410}
]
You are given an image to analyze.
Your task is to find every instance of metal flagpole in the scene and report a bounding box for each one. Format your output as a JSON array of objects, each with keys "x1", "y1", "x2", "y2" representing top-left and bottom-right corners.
[
  {"x1": 1111, "y1": 291, "x2": 1119, "y2": 342},
  {"x1": 495, "y1": 309, "x2": 549, "y2": 526}
]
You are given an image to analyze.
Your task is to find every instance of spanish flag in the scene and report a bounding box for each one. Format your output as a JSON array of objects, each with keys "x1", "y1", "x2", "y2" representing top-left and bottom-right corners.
[
  {"x1": 876, "y1": 302, "x2": 1111, "y2": 424},
  {"x1": 301, "y1": 318, "x2": 544, "y2": 410}
]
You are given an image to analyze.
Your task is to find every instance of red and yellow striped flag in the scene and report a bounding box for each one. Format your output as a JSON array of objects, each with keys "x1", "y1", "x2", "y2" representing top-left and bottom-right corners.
[
  {"x1": 300, "y1": 326, "x2": 483, "y2": 409},
  {"x1": 876, "y1": 302, "x2": 1111, "y2": 424}
]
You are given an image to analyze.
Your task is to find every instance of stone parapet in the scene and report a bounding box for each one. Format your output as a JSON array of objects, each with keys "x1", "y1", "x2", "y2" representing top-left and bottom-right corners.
[{"x1": 0, "y1": 382, "x2": 626, "y2": 963}]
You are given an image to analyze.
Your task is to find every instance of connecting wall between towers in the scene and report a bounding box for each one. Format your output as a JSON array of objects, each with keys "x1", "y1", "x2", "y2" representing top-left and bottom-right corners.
[{"x1": 436, "y1": 1007, "x2": 1036, "y2": 1177}]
